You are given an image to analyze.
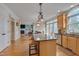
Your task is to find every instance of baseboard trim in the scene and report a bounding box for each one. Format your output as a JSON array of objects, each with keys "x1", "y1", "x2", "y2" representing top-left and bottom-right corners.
[{"x1": 0, "y1": 44, "x2": 9, "y2": 53}]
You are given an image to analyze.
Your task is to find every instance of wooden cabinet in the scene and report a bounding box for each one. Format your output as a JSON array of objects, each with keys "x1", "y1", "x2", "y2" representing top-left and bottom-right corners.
[
  {"x1": 62, "y1": 35, "x2": 79, "y2": 55},
  {"x1": 68, "y1": 36, "x2": 77, "y2": 53},
  {"x1": 57, "y1": 13, "x2": 67, "y2": 34},
  {"x1": 39, "y1": 40, "x2": 56, "y2": 56},
  {"x1": 68, "y1": 37, "x2": 72, "y2": 50},
  {"x1": 76, "y1": 38, "x2": 79, "y2": 55},
  {"x1": 57, "y1": 14, "x2": 63, "y2": 30},
  {"x1": 71, "y1": 37, "x2": 76, "y2": 53},
  {"x1": 62, "y1": 35, "x2": 68, "y2": 48}
]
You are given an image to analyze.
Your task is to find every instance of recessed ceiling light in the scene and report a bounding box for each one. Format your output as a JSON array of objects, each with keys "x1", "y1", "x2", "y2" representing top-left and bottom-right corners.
[
  {"x1": 70, "y1": 5, "x2": 74, "y2": 8},
  {"x1": 57, "y1": 10, "x2": 60, "y2": 13}
]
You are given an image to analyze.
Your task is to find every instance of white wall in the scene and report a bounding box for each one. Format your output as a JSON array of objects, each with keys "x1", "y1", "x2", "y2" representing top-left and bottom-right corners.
[
  {"x1": 15, "y1": 21, "x2": 20, "y2": 40},
  {"x1": 0, "y1": 4, "x2": 20, "y2": 52}
]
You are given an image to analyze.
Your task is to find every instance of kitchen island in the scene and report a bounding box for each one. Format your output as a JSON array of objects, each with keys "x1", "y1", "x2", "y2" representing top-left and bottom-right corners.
[{"x1": 33, "y1": 34, "x2": 56, "y2": 56}]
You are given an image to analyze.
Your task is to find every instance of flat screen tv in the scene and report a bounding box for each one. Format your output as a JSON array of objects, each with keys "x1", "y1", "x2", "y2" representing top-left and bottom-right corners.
[{"x1": 20, "y1": 24, "x2": 25, "y2": 29}]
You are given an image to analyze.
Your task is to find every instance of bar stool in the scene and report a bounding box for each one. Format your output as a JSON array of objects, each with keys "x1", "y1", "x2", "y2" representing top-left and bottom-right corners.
[{"x1": 29, "y1": 42, "x2": 39, "y2": 56}]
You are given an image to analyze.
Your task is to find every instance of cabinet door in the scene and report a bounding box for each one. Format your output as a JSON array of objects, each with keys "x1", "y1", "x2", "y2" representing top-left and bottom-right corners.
[
  {"x1": 76, "y1": 38, "x2": 79, "y2": 55},
  {"x1": 67, "y1": 37, "x2": 71, "y2": 49},
  {"x1": 71, "y1": 37, "x2": 77, "y2": 53},
  {"x1": 57, "y1": 13, "x2": 67, "y2": 34},
  {"x1": 68, "y1": 37, "x2": 72, "y2": 50},
  {"x1": 68, "y1": 37, "x2": 77, "y2": 53},
  {"x1": 62, "y1": 35, "x2": 68, "y2": 48},
  {"x1": 57, "y1": 15, "x2": 63, "y2": 30},
  {"x1": 62, "y1": 13, "x2": 67, "y2": 29}
]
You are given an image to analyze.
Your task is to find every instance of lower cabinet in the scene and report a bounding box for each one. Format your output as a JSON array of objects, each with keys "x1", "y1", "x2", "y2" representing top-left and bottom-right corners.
[
  {"x1": 61, "y1": 35, "x2": 79, "y2": 55},
  {"x1": 39, "y1": 40, "x2": 56, "y2": 56},
  {"x1": 67, "y1": 37, "x2": 77, "y2": 53},
  {"x1": 62, "y1": 35, "x2": 68, "y2": 48},
  {"x1": 67, "y1": 37, "x2": 72, "y2": 50},
  {"x1": 76, "y1": 38, "x2": 79, "y2": 55}
]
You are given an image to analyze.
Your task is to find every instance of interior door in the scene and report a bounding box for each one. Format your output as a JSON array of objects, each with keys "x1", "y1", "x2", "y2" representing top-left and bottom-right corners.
[{"x1": 0, "y1": 17, "x2": 10, "y2": 52}]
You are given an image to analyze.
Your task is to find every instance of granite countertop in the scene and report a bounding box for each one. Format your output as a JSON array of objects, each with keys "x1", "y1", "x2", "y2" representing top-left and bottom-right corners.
[
  {"x1": 33, "y1": 34, "x2": 57, "y2": 42},
  {"x1": 63, "y1": 33, "x2": 79, "y2": 38},
  {"x1": 35, "y1": 39, "x2": 56, "y2": 42},
  {"x1": 34, "y1": 36, "x2": 57, "y2": 42}
]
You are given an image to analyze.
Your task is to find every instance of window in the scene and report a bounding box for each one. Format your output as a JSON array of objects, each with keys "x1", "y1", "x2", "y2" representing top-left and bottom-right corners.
[
  {"x1": 67, "y1": 6, "x2": 79, "y2": 33},
  {"x1": 46, "y1": 19, "x2": 58, "y2": 39},
  {"x1": 54, "y1": 22, "x2": 58, "y2": 33},
  {"x1": 68, "y1": 6, "x2": 79, "y2": 17}
]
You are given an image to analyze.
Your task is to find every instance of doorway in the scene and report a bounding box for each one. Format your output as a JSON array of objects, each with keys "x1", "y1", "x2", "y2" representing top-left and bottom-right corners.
[{"x1": 9, "y1": 17, "x2": 15, "y2": 43}]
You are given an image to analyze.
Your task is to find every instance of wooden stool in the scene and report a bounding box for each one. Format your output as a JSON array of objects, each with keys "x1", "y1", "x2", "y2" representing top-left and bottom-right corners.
[{"x1": 29, "y1": 42, "x2": 39, "y2": 56}]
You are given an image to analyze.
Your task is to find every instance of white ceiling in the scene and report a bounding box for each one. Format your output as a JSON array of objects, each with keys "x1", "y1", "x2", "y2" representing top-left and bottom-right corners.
[{"x1": 5, "y1": 3, "x2": 76, "y2": 24}]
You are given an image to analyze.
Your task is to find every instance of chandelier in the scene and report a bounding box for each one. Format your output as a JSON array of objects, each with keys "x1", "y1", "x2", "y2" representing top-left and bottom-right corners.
[{"x1": 37, "y1": 3, "x2": 44, "y2": 26}]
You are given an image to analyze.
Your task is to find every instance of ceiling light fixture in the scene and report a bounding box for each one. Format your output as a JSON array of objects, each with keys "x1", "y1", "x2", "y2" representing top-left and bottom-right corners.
[
  {"x1": 36, "y1": 3, "x2": 44, "y2": 26},
  {"x1": 39, "y1": 3, "x2": 44, "y2": 22}
]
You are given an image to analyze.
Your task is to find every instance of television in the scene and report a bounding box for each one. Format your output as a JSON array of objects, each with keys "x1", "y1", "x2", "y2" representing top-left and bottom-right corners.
[{"x1": 20, "y1": 24, "x2": 25, "y2": 29}]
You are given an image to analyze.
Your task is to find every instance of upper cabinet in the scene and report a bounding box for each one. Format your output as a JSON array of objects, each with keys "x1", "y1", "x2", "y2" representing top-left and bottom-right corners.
[
  {"x1": 57, "y1": 12, "x2": 68, "y2": 34},
  {"x1": 57, "y1": 13, "x2": 63, "y2": 30}
]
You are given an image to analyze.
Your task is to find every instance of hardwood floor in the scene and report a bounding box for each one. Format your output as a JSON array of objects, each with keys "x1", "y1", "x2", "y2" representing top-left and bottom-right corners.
[
  {"x1": 56, "y1": 45, "x2": 68, "y2": 56},
  {"x1": 56, "y1": 44, "x2": 76, "y2": 56},
  {"x1": 0, "y1": 36, "x2": 77, "y2": 56},
  {"x1": 0, "y1": 36, "x2": 29, "y2": 56}
]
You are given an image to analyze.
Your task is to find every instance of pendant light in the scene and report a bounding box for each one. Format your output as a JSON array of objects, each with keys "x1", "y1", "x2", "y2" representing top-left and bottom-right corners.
[
  {"x1": 36, "y1": 3, "x2": 44, "y2": 26},
  {"x1": 39, "y1": 3, "x2": 44, "y2": 22}
]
